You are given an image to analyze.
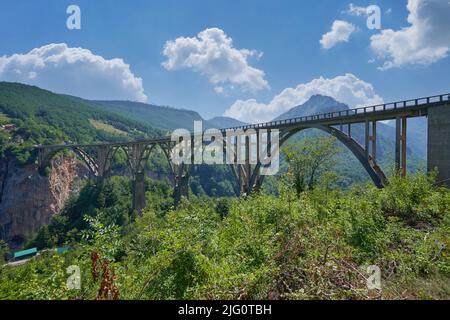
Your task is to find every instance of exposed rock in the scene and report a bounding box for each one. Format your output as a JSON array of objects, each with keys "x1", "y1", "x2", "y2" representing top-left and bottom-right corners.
[{"x1": 0, "y1": 157, "x2": 84, "y2": 247}]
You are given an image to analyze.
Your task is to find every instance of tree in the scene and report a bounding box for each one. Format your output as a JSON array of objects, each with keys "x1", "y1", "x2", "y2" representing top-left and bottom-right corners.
[
  {"x1": 282, "y1": 135, "x2": 342, "y2": 195},
  {"x1": 0, "y1": 240, "x2": 9, "y2": 264}
]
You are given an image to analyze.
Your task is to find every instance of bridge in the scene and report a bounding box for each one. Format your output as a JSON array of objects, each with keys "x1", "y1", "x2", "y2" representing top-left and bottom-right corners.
[{"x1": 37, "y1": 93, "x2": 450, "y2": 213}]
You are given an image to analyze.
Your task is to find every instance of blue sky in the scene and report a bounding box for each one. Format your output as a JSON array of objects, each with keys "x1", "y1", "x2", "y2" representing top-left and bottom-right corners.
[{"x1": 0, "y1": 0, "x2": 449, "y2": 122}]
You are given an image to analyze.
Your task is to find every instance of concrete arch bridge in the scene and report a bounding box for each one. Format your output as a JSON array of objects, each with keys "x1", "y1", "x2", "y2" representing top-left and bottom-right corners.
[{"x1": 37, "y1": 93, "x2": 450, "y2": 212}]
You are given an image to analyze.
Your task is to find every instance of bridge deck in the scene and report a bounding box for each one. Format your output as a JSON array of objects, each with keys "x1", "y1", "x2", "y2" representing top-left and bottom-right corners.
[{"x1": 37, "y1": 93, "x2": 449, "y2": 149}]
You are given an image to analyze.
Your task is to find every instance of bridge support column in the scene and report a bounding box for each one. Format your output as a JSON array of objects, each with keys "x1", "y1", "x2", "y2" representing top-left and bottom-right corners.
[
  {"x1": 123, "y1": 143, "x2": 156, "y2": 214},
  {"x1": 229, "y1": 130, "x2": 268, "y2": 196},
  {"x1": 132, "y1": 171, "x2": 146, "y2": 213},
  {"x1": 96, "y1": 145, "x2": 115, "y2": 178},
  {"x1": 428, "y1": 103, "x2": 450, "y2": 187},
  {"x1": 372, "y1": 121, "x2": 377, "y2": 162},
  {"x1": 157, "y1": 141, "x2": 191, "y2": 208},
  {"x1": 364, "y1": 121, "x2": 377, "y2": 162},
  {"x1": 395, "y1": 117, "x2": 407, "y2": 177},
  {"x1": 238, "y1": 165, "x2": 249, "y2": 196},
  {"x1": 239, "y1": 135, "x2": 252, "y2": 195},
  {"x1": 173, "y1": 164, "x2": 191, "y2": 207},
  {"x1": 235, "y1": 165, "x2": 263, "y2": 196},
  {"x1": 365, "y1": 121, "x2": 370, "y2": 159}
]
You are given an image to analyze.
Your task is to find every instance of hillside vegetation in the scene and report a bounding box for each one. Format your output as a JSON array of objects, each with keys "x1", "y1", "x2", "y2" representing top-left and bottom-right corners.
[
  {"x1": 91, "y1": 100, "x2": 207, "y2": 131},
  {"x1": 88, "y1": 119, "x2": 129, "y2": 137},
  {"x1": 0, "y1": 172, "x2": 448, "y2": 300},
  {"x1": 0, "y1": 82, "x2": 162, "y2": 165}
]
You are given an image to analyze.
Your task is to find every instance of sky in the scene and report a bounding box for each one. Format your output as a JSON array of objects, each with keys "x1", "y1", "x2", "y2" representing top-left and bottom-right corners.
[{"x1": 0, "y1": 0, "x2": 449, "y2": 123}]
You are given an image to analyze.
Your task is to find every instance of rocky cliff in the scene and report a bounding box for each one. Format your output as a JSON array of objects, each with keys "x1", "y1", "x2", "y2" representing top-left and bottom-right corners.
[{"x1": 0, "y1": 157, "x2": 84, "y2": 247}]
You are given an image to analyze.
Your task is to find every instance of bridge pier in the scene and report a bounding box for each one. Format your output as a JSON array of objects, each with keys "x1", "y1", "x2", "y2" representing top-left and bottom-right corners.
[
  {"x1": 132, "y1": 171, "x2": 146, "y2": 213},
  {"x1": 395, "y1": 117, "x2": 407, "y2": 177},
  {"x1": 228, "y1": 130, "x2": 269, "y2": 196},
  {"x1": 428, "y1": 103, "x2": 450, "y2": 187},
  {"x1": 123, "y1": 143, "x2": 153, "y2": 213},
  {"x1": 173, "y1": 164, "x2": 191, "y2": 207}
]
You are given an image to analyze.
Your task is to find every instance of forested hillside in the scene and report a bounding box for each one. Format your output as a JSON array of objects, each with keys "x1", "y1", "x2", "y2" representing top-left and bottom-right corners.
[
  {"x1": 0, "y1": 82, "x2": 162, "y2": 165},
  {"x1": 91, "y1": 100, "x2": 207, "y2": 131},
  {"x1": 207, "y1": 116, "x2": 248, "y2": 129}
]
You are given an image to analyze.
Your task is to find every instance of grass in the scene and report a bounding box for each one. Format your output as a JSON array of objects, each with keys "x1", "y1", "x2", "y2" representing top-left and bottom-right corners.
[{"x1": 89, "y1": 119, "x2": 128, "y2": 136}]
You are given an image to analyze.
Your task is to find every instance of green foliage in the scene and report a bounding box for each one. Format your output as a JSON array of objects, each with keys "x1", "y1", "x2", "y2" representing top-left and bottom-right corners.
[
  {"x1": 380, "y1": 171, "x2": 449, "y2": 226},
  {"x1": 215, "y1": 198, "x2": 232, "y2": 219},
  {"x1": 91, "y1": 100, "x2": 206, "y2": 131},
  {"x1": 283, "y1": 135, "x2": 342, "y2": 195},
  {"x1": 190, "y1": 164, "x2": 236, "y2": 197},
  {"x1": 27, "y1": 175, "x2": 175, "y2": 251},
  {"x1": 82, "y1": 215, "x2": 123, "y2": 262},
  {"x1": 0, "y1": 251, "x2": 74, "y2": 299},
  {"x1": 0, "y1": 240, "x2": 9, "y2": 264},
  {"x1": 0, "y1": 82, "x2": 162, "y2": 165},
  {"x1": 27, "y1": 177, "x2": 132, "y2": 249},
  {"x1": 2, "y1": 171, "x2": 447, "y2": 300}
]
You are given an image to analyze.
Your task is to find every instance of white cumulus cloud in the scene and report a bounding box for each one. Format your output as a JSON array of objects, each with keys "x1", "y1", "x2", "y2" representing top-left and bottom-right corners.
[
  {"x1": 0, "y1": 43, "x2": 147, "y2": 102},
  {"x1": 370, "y1": 0, "x2": 450, "y2": 70},
  {"x1": 224, "y1": 73, "x2": 383, "y2": 123},
  {"x1": 162, "y1": 27, "x2": 269, "y2": 92},
  {"x1": 320, "y1": 20, "x2": 356, "y2": 49}
]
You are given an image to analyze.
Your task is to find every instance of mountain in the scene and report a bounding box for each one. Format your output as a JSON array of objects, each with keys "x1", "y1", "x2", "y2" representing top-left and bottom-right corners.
[
  {"x1": 273, "y1": 95, "x2": 427, "y2": 185},
  {"x1": 91, "y1": 100, "x2": 206, "y2": 132},
  {"x1": 274, "y1": 95, "x2": 349, "y2": 120},
  {"x1": 0, "y1": 82, "x2": 163, "y2": 164},
  {"x1": 207, "y1": 116, "x2": 248, "y2": 129}
]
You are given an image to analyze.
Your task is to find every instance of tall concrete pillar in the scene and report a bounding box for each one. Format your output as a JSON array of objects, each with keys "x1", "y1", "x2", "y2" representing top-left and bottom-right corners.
[
  {"x1": 428, "y1": 103, "x2": 450, "y2": 187},
  {"x1": 173, "y1": 165, "x2": 191, "y2": 207},
  {"x1": 132, "y1": 172, "x2": 146, "y2": 213},
  {"x1": 395, "y1": 117, "x2": 407, "y2": 177}
]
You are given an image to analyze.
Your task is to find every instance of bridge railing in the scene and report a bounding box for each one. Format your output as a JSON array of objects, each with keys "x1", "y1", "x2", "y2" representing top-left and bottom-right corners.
[{"x1": 224, "y1": 93, "x2": 450, "y2": 132}]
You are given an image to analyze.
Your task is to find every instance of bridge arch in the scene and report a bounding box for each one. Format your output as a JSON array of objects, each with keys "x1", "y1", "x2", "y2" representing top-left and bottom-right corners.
[
  {"x1": 38, "y1": 145, "x2": 121, "y2": 178},
  {"x1": 39, "y1": 147, "x2": 96, "y2": 176},
  {"x1": 278, "y1": 125, "x2": 388, "y2": 188}
]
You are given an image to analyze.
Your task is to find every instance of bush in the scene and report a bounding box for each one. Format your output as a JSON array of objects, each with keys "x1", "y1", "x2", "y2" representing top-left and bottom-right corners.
[
  {"x1": 380, "y1": 172, "x2": 449, "y2": 226},
  {"x1": 1, "y1": 173, "x2": 448, "y2": 300}
]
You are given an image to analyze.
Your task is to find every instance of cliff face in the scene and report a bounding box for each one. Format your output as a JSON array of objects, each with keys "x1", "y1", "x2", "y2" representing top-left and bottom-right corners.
[{"x1": 0, "y1": 157, "x2": 82, "y2": 246}]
